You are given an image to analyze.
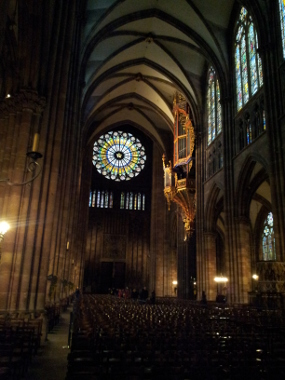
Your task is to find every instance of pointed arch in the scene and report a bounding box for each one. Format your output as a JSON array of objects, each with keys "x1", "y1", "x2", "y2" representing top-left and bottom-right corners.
[
  {"x1": 204, "y1": 183, "x2": 223, "y2": 232},
  {"x1": 236, "y1": 154, "x2": 270, "y2": 218}
]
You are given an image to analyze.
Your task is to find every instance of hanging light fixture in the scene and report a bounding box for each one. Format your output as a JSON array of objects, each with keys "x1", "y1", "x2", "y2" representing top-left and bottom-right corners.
[{"x1": 0, "y1": 133, "x2": 42, "y2": 186}]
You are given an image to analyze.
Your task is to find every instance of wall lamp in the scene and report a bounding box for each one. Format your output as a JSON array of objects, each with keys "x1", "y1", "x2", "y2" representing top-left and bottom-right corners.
[
  {"x1": 214, "y1": 276, "x2": 229, "y2": 283},
  {"x1": 0, "y1": 133, "x2": 42, "y2": 186}
]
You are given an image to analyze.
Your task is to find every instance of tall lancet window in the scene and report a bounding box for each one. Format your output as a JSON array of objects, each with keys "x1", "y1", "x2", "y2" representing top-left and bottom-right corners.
[
  {"x1": 262, "y1": 212, "x2": 276, "y2": 261},
  {"x1": 235, "y1": 7, "x2": 263, "y2": 112},
  {"x1": 207, "y1": 67, "x2": 222, "y2": 145},
  {"x1": 279, "y1": 0, "x2": 285, "y2": 58}
]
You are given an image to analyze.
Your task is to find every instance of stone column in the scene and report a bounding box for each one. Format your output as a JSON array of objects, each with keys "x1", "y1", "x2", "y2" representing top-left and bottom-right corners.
[
  {"x1": 202, "y1": 232, "x2": 217, "y2": 301},
  {"x1": 150, "y1": 144, "x2": 166, "y2": 296},
  {"x1": 236, "y1": 217, "x2": 252, "y2": 303}
]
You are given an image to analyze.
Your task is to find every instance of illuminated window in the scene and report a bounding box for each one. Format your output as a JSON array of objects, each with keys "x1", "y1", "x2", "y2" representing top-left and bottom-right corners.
[
  {"x1": 119, "y1": 191, "x2": 146, "y2": 211},
  {"x1": 262, "y1": 212, "x2": 276, "y2": 261},
  {"x1": 120, "y1": 192, "x2": 125, "y2": 209},
  {"x1": 89, "y1": 190, "x2": 113, "y2": 209},
  {"x1": 235, "y1": 7, "x2": 263, "y2": 111},
  {"x1": 207, "y1": 67, "x2": 222, "y2": 145},
  {"x1": 279, "y1": 0, "x2": 285, "y2": 58},
  {"x1": 93, "y1": 131, "x2": 146, "y2": 181}
]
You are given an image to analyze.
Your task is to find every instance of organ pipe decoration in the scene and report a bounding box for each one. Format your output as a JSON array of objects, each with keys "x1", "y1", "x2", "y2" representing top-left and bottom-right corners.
[{"x1": 163, "y1": 93, "x2": 196, "y2": 238}]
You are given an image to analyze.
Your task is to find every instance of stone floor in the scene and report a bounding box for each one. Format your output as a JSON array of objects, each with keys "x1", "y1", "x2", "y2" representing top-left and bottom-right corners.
[{"x1": 26, "y1": 307, "x2": 71, "y2": 380}]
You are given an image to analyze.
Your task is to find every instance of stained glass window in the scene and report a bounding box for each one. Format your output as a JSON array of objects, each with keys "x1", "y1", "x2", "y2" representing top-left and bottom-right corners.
[
  {"x1": 93, "y1": 131, "x2": 147, "y2": 181},
  {"x1": 120, "y1": 191, "x2": 146, "y2": 211},
  {"x1": 263, "y1": 109, "x2": 266, "y2": 130},
  {"x1": 207, "y1": 67, "x2": 222, "y2": 145},
  {"x1": 262, "y1": 212, "x2": 276, "y2": 261},
  {"x1": 89, "y1": 190, "x2": 113, "y2": 208},
  {"x1": 120, "y1": 192, "x2": 125, "y2": 209},
  {"x1": 235, "y1": 7, "x2": 263, "y2": 111},
  {"x1": 279, "y1": 0, "x2": 285, "y2": 58}
]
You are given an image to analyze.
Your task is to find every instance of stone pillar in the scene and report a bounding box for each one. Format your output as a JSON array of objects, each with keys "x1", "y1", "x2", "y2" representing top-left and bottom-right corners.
[
  {"x1": 202, "y1": 232, "x2": 217, "y2": 301},
  {"x1": 0, "y1": 90, "x2": 46, "y2": 312},
  {"x1": 150, "y1": 144, "x2": 166, "y2": 296},
  {"x1": 236, "y1": 217, "x2": 252, "y2": 303}
]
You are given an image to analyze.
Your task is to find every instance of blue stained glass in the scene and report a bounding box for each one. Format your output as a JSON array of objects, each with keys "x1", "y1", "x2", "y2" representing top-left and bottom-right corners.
[
  {"x1": 262, "y1": 212, "x2": 276, "y2": 261},
  {"x1": 93, "y1": 131, "x2": 146, "y2": 181},
  {"x1": 207, "y1": 83, "x2": 212, "y2": 144},
  {"x1": 217, "y1": 81, "x2": 221, "y2": 134},
  {"x1": 241, "y1": 35, "x2": 249, "y2": 104},
  {"x1": 263, "y1": 110, "x2": 266, "y2": 130},
  {"x1": 240, "y1": 7, "x2": 247, "y2": 21},
  {"x1": 207, "y1": 68, "x2": 222, "y2": 145},
  {"x1": 249, "y1": 24, "x2": 258, "y2": 94},
  {"x1": 246, "y1": 122, "x2": 252, "y2": 144},
  {"x1": 120, "y1": 192, "x2": 125, "y2": 209},
  {"x1": 129, "y1": 192, "x2": 133, "y2": 210},
  {"x1": 235, "y1": 7, "x2": 263, "y2": 111},
  {"x1": 236, "y1": 45, "x2": 242, "y2": 110},
  {"x1": 279, "y1": 0, "x2": 285, "y2": 58}
]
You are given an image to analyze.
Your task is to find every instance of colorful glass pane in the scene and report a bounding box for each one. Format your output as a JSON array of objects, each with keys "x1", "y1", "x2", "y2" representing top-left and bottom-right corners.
[
  {"x1": 211, "y1": 80, "x2": 216, "y2": 141},
  {"x1": 235, "y1": 7, "x2": 263, "y2": 112},
  {"x1": 249, "y1": 23, "x2": 258, "y2": 95},
  {"x1": 207, "y1": 71, "x2": 213, "y2": 144},
  {"x1": 263, "y1": 110, "x2": 266, "y2": 130},
  {"x1": 120, "y1": 192, "x2": 124, "y2": 209},
  {"x1": 262, "y1": 212, "x2": 276, "y2": 261},
  {"x1": 235, "y1": 45, "x2": 242, "y2": 111},
  {"x1": 246, "y1": 122, "x2": 252, "y2": 145},
  {"x1": 240, "y1": 7, "x2": 247, "y2": 22},
  {"x1": 217, "y1": 80, "x2": 221, "y2": 134},
  {"x1": 256, "y1": 36, "x2": 263, "y2": 86},
  {"x1": 93, "y1": 131, "x2": 146, "y2": 181},
  {"x1": 109, "y1": 192, "x2": 113, "y2": 208},
  {"x1": 241, "y1": 34, "x2": 249, "y2": 104},
  {"x1": 207, "y1": 68, "x2": 222, "y2": 145},
  {"x1": 129, "y1": 192, "x2": 133, "y2": 210},
  {"x1": 105, "y1": 191, "x2": 109, "y2": 208},
  {"x1": 279, "y1": 0, "x2": 285, "y2": 58}
]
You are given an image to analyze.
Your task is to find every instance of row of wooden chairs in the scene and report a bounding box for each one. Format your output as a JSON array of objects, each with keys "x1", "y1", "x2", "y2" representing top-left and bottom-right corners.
[
  {"x1": 0, "y1": 318, "x2": 43, "y2": 379},
  {"x1": 66, "y1": 295, "x2": 285, "y2": 379}
]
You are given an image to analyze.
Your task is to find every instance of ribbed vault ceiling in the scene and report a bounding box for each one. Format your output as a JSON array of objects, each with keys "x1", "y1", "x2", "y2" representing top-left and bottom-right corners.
[{"x1": 81, "y1": 0, "x2": 235, "y2": 150}]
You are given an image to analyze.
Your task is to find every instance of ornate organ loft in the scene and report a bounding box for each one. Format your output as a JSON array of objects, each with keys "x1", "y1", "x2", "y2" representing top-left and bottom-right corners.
[{"x1": 163, "y1": 93, "x2": 196, "y2": 239}]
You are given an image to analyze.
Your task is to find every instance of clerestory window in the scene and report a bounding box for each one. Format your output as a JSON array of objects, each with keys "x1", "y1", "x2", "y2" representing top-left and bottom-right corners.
[
  {"x1": 235, "y1": 7, "x2": 263, "y2": 112},
  {"x1": 262, "y1": 212, "x2": 276, "y2": 261},
  {"x1": 207, "y1": 67, "x2": 222, "y2": 145}
]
